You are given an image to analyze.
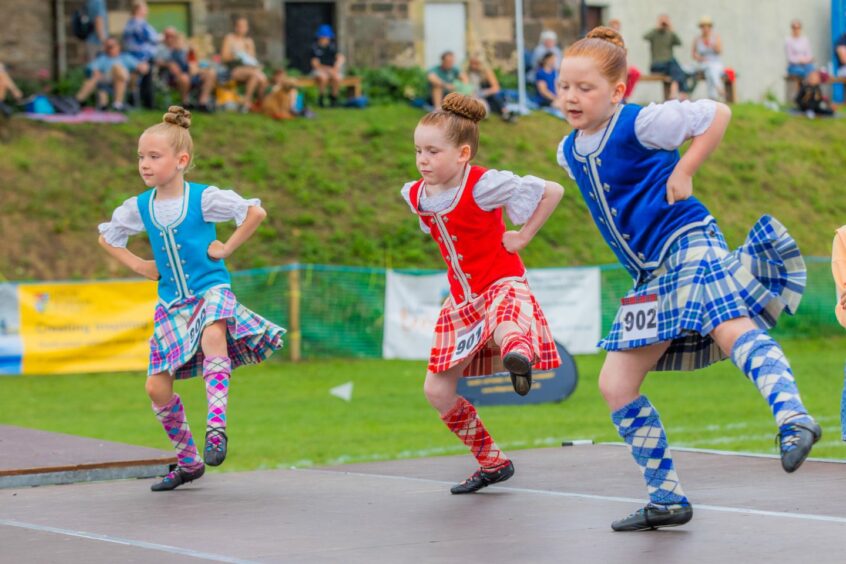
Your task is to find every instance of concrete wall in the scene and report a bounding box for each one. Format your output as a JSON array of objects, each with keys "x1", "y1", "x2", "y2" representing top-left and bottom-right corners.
[
  {"x1": 592, "y1": 0, "x2": 833, "y2": 103},
  {"x1": 0, "y1": 0, "x2": 55, "y2": 79}
]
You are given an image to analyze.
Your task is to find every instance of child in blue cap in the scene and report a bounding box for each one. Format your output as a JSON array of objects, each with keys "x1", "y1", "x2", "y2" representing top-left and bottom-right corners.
[{"x1": 311, "y1": 24, "x2": 345, "y2": 107}]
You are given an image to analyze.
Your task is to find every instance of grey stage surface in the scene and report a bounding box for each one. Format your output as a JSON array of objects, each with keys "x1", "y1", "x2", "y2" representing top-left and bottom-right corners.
[{"x1": 1, "y1": 444, "x2": 845, "y2": 563}]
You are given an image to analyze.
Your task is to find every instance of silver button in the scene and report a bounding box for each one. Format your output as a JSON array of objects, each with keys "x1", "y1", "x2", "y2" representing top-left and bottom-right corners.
[
  {"x1": 610, "y1": 241, "x2": 617, "y2": 247},
  {"x1": 451, "y1": 235, "x2": 458, "y2": 241},
  {"x1": 471, "y1": 293, "x2": 478, "y2": 298},
  {"x1": 443, "y1": 217, "x2": 449, "y2": 223},
  {"x1": 430, "y1": 219, "x2": 435, "y2": 225},
  {"x1": 638, "y1": 252, "x2": 646, "y2": 260},
  {"x1": 603, "y1": 183, "x2": 611, "y2": 192},
  {"x1": 623, "y1": 233, "x2": 631, "y2": 240},
  {"x1": 185, "y1": 274, "x2": 190, "y2": 279},
  {"x1": 596, "y1": 157, "x2": 602, "y2": 166},
  {"x1": 173, "y1": 229, "x2": 178, "y2": 234},
  {"x1": 466, "y1": 273, "x2": 472, "y2": 279},
  {"x1": 590, "y1": 193, "x2": 596, "y2": 200},
  {"x1": 611, "y1": 208, "x2": 618, "y2": 216},
  {"x1": 159, "y1": 232, "x2": 164, "y2": 237},
  {"x1": 166, "y1": 263, "x2": 171, "y2": 268},
  {"x1": 177, "y1": 244, "x2": 182, "y2": 249},
  {"x1": 161, "y1": 246, "x2": 166, "y2": 251},
  {"x1": 582, "y1": 166, "x2": 588, "y2": 173},
  {"x1": 457, "y1": 254, "x2": 463, "y2": 261},
  {"x1": 599, "y1": 217, "x2": 605, "y2": 224},
  {"x1": 170, "y1": 277, "x2": 174, "y2": 282}
]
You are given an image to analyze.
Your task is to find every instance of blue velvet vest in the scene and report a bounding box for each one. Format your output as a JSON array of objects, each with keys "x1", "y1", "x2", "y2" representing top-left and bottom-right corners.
[
  {"x1": 561, "y1": 103, "x2": 714, "y2": 282},
  {"x1": 137, "y1": 182, "x2": 231, "y2": 306}
]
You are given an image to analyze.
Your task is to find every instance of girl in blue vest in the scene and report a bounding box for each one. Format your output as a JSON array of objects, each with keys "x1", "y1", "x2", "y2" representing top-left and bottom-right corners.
[
  {"x1": 556, "y1": 28, "x2": 820, "y2": 531},
  {"x1": 98, "y1": 106, "x2": 284, "y2": 491}
]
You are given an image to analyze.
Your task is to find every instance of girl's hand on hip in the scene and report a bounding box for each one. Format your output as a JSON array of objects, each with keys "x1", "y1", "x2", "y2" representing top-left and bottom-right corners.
[
  {"x1": 207, "y1": 240, "x2": 229, "y2": 261},
  {"x1": 502, "y1": 230, "x2": 527, "y2": 253},
  {"x1": 666, "y1": 169, "x2": 693, "y2": 205},
  {"x1": 138, "y1": 259, "x2": 160, "y2": 281}
]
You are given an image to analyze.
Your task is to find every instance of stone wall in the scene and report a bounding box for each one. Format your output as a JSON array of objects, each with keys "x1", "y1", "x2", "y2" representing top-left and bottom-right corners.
[
  {"x1": 1, "y1": 0, "x2": 580, "y2": 82},
  {"x1": 0, "y1": 0, "x2": 55, "y2": 79}
]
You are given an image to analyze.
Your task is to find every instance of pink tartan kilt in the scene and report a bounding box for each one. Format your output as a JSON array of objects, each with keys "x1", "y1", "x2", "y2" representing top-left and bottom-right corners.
[
  {"x1": 149, "y1": 287, "x2": 285, "y2": 379},
  {"x1": 428, "y1": 278, "x2": 560, "y2": 376}
]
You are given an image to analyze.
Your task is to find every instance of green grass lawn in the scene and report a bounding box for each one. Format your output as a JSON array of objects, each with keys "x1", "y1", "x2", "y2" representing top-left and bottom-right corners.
[
  {"x1": 3, "y1": 103, "x2": 846, "y2": 281},
  {"x1": 2, "y1": 336, "x2": 844, "y2": 472}
]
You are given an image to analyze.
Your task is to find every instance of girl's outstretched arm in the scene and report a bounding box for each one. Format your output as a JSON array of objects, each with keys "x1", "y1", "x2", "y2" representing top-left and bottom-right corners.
[
  {"x1": 666, "y1": 102, "x2": 731, "y2": 204},
  {"x1": 98, "y1": 235, "x2": 160, "y2": 280},
  {"x1": 208, "y1": 205, "x2": 267, "y2": 260},
  {"x1": 502, "y1": 181, "x2": 564, "y2": 253}
]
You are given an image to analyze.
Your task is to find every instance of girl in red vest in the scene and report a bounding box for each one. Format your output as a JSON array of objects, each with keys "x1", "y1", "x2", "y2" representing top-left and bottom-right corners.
[{"x1": 401, "y1": 93, "x2": 564, "y2": 493}]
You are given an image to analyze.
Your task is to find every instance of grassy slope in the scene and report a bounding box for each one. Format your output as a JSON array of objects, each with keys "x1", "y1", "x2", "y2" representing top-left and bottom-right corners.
[
  {"x1": 1, "y1": 337, "x2": 843, "y2": 471},
  {"x1": 2, "y1": 103, "x2": 846, "y2": 281}
]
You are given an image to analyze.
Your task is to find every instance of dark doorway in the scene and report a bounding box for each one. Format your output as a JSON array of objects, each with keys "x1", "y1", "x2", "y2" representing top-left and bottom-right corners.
[
  {"x1": 585, "y1": 6, "x2": 605, "y2": 33},
  {"x1": 285, "y1": 2, "x2": 336, "y2": 73}
]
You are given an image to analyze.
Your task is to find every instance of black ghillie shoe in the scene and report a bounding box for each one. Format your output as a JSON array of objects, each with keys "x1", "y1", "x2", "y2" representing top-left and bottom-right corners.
[
  {"x1": 204, "y1": 429, "x2": 228, "y2": 467},
  {"x1": 777, "y1": 419, "x2": 822, "y2": 473},
  {"x1": 503, "y1": 352, "x2": 532, "y2": 396},
  {"x1": 450, "y1": 461, "x2": 515, "y2": 494},
  {"x1": 611, "y1": 504, "x2": 693, "y2": 532},
  {"x1": 150, "y1": 465, "x2": 205, "y2": 492}
]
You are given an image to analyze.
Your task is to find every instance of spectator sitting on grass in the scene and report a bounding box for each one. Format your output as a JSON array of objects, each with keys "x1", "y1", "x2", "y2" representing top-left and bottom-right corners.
[
  {"x1": 427, "y1": 51, "x2": 469, "y2": 109},
  {"x1": 122, "y1": 0, "x2": 158, "y2": 109},
  {"x1": 310, "y1": 24, "x2": 345, "y2": 107},
  {"x1": 221, "y1": 16, "x2": 268, "y2": 112},
  {"x1": 785, "y1": 19, "x2": 815, "y2": 79},
  {"x1": 156, "y1": 28, "x2": 217, "y2": 112},
  {"x1": 76, "y1": 36, "x2": 149, "y2": 111},
  {"x1": 534, "y1": 52, "x2": 558, "y2": 107},
  {"x1": 795, "y1": 70, "x2": 834, "y2": 117}
]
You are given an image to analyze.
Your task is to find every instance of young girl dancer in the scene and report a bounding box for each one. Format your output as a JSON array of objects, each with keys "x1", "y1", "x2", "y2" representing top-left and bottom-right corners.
[
  {"x1": 401, "y1": 93, "x2": 564, "y2": 493},
  {"x1": 556, "y1": 28, "x2": 820, "y2": 531},
  {"x1": 98, "y1": 106, "x2": 284, "y2": 491}
]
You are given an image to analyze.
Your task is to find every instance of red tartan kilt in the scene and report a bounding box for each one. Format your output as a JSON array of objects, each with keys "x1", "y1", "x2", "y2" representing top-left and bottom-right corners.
[{"x1": 427, "y1": 278, "x2": 561, "y2": 376}]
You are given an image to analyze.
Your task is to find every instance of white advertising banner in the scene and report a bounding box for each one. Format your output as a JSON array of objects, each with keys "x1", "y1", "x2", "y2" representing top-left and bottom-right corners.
[{"x1": 382, "y1": 268, "x2": 601, "y2": 359}]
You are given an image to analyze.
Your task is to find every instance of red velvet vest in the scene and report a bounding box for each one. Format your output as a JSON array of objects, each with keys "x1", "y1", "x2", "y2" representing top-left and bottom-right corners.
[{"x1": 410, "y1": 165, "x2": 526, "y2": 306}]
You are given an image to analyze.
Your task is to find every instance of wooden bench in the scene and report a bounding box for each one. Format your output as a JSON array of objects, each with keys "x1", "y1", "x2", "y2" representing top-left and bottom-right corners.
[
  {"x1": 640, "y1": 71, "x2": 735, "y2": 103},
  {"x1": 291, "y1": 76, "x2": 362, "y2": 98}
]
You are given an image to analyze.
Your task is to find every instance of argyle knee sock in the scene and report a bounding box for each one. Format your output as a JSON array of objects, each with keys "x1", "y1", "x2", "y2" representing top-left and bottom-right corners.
[
  {"x1": 203, "y1": 356, "x2": 231, "y2": 445},
  {"x1": 441, "y1": 397, "x2": 509, "y2": 470},
  {"x1": 612, "y1": 395, "x2": 688, "y2": 507},
  {"x1": 731, "y1": 329, "x2": 811, "y2": 428},
  {"x1": 153, "y1": 393, "x2": 203, "y2": 470}
]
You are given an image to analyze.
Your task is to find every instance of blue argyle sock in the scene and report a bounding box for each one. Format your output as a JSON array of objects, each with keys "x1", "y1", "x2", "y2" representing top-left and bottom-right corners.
[
  {"x1": 612, "y1": 395, "x2": 688, "y2": 507},
  {"x1": 731, "y1": 329, "x2": 810, "y2": 428}
]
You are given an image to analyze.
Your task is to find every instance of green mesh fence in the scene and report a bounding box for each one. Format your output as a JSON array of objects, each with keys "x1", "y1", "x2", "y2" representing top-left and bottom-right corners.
[{"x1": 231, "y1": 259, "x2": 839, "y2": 361}]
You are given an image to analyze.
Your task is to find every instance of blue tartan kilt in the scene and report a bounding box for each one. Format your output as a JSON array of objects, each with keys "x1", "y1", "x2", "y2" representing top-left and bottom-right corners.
[{"x1": 600, "y1": 215, "x2": 805, "y2": 371}]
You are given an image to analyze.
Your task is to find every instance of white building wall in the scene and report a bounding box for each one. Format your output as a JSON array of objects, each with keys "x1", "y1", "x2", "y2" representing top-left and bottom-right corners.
[{"x1": 590, "y1": 0, "x2": 833, "y2": 103}]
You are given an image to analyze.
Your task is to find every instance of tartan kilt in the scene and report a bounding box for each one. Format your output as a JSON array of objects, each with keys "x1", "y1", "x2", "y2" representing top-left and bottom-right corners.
[
  {"x1": 149, "y1": 287, "x2": 285, "y2": 379},
  {"x1": 600, "y1": 215, "x2": 805, "y2": 371},
  {"x1": 428, "y1": 278, "x2": 561, "y2": 376}
]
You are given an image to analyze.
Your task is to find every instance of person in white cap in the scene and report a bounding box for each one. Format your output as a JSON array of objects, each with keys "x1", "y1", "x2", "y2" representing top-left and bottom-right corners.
[{"x1": 691, "y1": 16, "x2": 725, "y2": 100}]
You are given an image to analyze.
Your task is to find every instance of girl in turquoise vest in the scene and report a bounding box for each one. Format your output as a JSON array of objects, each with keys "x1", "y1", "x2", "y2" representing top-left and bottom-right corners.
[{"x1": 98, "y1": 106, "x2": 284, "y2": 491}]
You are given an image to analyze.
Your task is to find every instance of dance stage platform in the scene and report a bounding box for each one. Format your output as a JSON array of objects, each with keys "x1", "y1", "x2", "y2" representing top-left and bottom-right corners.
[{"x1": 1, "y1": 442, "x2": 844, "y2": 563}]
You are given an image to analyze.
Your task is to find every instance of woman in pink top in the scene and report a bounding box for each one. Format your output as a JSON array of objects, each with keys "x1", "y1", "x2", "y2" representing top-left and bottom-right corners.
[{"x1": 785, "y1": 19, "x2": 814, "y2": 78}]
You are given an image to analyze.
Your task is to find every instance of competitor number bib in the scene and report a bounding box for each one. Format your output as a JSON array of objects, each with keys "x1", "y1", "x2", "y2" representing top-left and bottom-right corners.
[{"x1": 620, "y1": 294, "x2": 658, "y2": 342}]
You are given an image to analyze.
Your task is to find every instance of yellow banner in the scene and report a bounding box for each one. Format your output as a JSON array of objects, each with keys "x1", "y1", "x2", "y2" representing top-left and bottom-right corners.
[{"x1": 19, "y1": 280, "x2": 157, "y2": 375}]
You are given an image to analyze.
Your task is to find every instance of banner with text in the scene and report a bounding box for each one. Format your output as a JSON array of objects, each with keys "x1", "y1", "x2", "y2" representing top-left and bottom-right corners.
[
  {"x1": 382, "y1": 267, "x2": 601, "y2": 360},
  {"x1": 18, "y1": 280, "x2": 157, "y2": 375}
]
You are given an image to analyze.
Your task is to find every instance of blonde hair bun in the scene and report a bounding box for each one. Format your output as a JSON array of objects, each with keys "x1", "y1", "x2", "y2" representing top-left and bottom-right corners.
[
  {"x1": 586, "y1": 26, "x2": 626, "y2": 50},
  {"x1": 163, "y1": 105, "x2": 192, "y2": 129},
  {"x1": 442, "y1": 93, "x2": 487, "y2": 123}
]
